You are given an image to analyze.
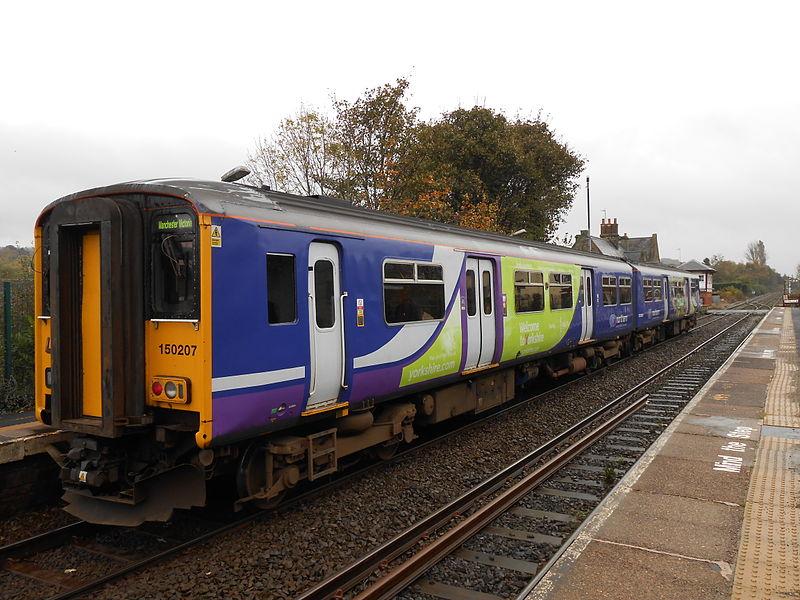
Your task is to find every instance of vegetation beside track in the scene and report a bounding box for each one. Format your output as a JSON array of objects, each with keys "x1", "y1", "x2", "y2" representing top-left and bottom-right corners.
[{"x1": 0, "y1": 246, "x2": 34, "y2": 413}]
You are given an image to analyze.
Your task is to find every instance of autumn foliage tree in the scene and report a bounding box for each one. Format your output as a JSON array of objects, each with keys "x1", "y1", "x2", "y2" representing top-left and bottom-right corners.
[
  {"x1": 246, "y1": 79, "x2": 584, "y2": 241},
  {"x1": 247, "y1": 105, "x2": 337, "y2": 196},
  {"x1": 328, "y1": 79, "x2": 419, "y2": 209},
  {"x1": 391, "y1": 107, "x2": 583, "y2": 238},
  {"x1": 710, "y1": 243, "x2": 783, "y2": 296}
]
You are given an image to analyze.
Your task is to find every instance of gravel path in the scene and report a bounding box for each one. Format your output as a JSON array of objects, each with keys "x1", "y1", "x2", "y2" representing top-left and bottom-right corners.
[{"x1": 0, "y1": 314, "x2": 758, "y2": 600}]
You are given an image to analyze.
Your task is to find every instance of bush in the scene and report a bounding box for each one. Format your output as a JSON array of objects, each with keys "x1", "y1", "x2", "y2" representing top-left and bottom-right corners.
[
  {"x1": 0, "y1": 249, "x2": 35, "y2": 413},
  {"x1": 718, "y1": 285, "x2": 744, "y2": 303}
]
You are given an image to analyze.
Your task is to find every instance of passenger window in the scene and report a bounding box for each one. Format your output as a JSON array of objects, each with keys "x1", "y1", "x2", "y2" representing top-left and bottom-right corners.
[
  {"x1": 314, "y1": 260, "x2": 335, "y2": 328},
  {"x1": 653, "y1": 279, "x2": 663, "y2": 301},
  {"x1": 619, "y1": 277, "x2": 632, "y2": 304},
  {"x1": 602, "y1": 276, "x2": 617, "y2": 306},
  {"x1": 466, "y1": 270, "x2": 477, "y2": 316},
  {"x1": 384, "y1": 261, "x2": 445, "y2": 324},
  {"x1": 482, "y1": 270, "x2": 493, "y2": 315},
  {"x1": 418, "y1": 265, "x2": 443, "y2": 280},
  {"x1": 549, "y1": 273, "x2": 573, "y2": 310},
  {"x1": 644, "y1": 278, "x2": 654, "y2": 302},
  {"x1": 384, "y1": 263, "x2": 414, "y2": 279},
  {"x1": 267, "y1": 254, "x2": 296, "y2": 324},
  {"x1": 514, "y1": 270, "x2": 544, "y2": 313}
]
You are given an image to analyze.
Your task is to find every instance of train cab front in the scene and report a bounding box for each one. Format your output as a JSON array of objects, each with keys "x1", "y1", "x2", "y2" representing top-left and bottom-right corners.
[{"x1": 34, "y1": 190, "x2": 210, "y2": 526}]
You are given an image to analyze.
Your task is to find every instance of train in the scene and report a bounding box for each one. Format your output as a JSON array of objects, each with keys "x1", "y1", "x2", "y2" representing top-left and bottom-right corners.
[
  {"x1": 783, "y1": 279, "x2": 799, "y2": 307},
  {"x1": 34, "y1": 177, "x2": 700, "y2": 526}
]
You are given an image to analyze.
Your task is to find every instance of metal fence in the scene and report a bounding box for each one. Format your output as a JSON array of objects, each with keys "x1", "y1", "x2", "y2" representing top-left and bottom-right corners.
[{"x1": 0, "y1": 280, "x2": 35, "y2": 413}]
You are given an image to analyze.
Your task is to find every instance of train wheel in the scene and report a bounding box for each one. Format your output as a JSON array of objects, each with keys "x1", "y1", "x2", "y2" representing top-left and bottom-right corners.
[
  {"x1": 372, "y1": 441, "x2": 399, "y2": 460},
  {"x1": 236, "y1": 443, "x2": 287, "y2": 510}
]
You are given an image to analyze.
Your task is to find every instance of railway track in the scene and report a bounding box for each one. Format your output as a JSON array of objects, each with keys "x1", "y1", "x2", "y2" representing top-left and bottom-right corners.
[
  {"x1": 722, "y1": 292, "x2": 780, "y2": 311},
  {"x1": 295, "y1": 312, "x2": 760, "y2": 600},
  {"x1": 0, "y1": 513, "x2": 244, "y2": 600},
  {"x1": 0, "y1": 313, "x2": 758, "y2": 600}
]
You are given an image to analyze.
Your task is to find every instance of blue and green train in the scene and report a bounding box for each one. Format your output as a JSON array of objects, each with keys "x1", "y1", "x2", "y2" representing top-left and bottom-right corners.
[{"x1": 34, "y1": 178, "x2": 700, "y2": 525}]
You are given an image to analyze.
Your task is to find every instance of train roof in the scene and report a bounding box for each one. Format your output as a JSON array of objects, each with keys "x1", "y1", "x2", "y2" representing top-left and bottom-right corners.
[{"x1": 39, "y1": 178, "x2": 697, "y2": 278}]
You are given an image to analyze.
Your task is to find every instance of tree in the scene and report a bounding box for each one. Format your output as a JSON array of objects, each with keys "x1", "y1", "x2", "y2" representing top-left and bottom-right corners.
[
  {"x1": 392, "y1": 107, "x2": 584, "y2": 240},
  {"x1": 795, "y1": 263, "x2": 800, "y2": 280},
  {"x1": 744, "y1": 240, "x2": 767, "y2": 265},
  {"x1": 711, "y1": 252, "x2": 783, "y2": 296},
  {"x1": 329, "y1": 78, "x2": 419, "y2": 209},
  {"x1": 246, "y1": 79, "x2": 584, "y2": 240},
  {"x1": 246, "y1": 106, "x2": 337, "y2": 196}
]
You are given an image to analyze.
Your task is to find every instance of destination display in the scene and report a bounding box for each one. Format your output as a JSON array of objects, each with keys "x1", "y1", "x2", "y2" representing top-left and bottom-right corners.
[{"x1": 153, "y1": 214, "x2": 193, "y2": 231}]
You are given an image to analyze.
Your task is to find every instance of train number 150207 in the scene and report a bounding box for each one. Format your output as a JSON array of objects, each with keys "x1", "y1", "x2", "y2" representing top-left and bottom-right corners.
[{"x1": 157, "y1": 344, "x2": 198, "y2": 356}]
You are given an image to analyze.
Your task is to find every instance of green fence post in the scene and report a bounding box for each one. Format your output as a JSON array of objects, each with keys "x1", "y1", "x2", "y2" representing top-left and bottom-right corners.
[{"x1": 4, "y1": 281, "x2": 11, "y2": 380}]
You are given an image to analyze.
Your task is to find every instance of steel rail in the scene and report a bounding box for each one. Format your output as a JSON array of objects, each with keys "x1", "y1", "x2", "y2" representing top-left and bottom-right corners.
[
  {"x1": 352, "y1": 396, "x2": 648, "y2": 600},
  {"x1": 293, "y1": 312, "x2": 755, "y2": 600},
  {"x1": 0, "y1": 521, "x2": 96, "y2": 562},
  {"x1": 42, "y1": 518, "x2": 254, "y2": 600}
]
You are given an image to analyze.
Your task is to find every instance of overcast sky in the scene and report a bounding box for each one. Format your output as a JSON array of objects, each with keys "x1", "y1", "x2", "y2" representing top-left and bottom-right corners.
[{"x1": 2, "y1": 1, "x2": 797, "y2": 274}]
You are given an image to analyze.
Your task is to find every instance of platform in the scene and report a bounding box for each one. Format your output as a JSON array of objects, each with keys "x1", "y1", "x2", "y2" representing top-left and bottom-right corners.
[
  {"x1": 527, "y1": 307, "x2": 799, "y2": 600},
  {"x1": 0, "y1": 411, "x2": 72, "y2": 464}
]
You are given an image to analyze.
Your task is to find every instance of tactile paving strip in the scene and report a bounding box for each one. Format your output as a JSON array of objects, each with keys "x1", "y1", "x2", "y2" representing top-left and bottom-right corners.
[
  {"x1": 763, "y1": 311, "x2": 800, "y2": 429},
  {"x1": 732, "y1": 310, "x2": 800, "y2": 599},
  {"x1": 731, "y1": 436, "x2": 800, "y2": 599}
]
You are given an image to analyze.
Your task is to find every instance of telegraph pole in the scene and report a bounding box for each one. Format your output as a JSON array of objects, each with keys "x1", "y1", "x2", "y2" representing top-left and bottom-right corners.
[{"x1": 586, "y1": 176, "x2": 591, "y2": 252}]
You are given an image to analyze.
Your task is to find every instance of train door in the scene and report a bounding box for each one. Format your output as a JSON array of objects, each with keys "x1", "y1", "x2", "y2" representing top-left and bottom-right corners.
[
  {"x1": 80, "y1": 229, "x2": 103, "y2": 417},
  {"x1": 662, "y1": 277, "x2": 669, "y2": 319},
  {"x1": 307, "y1": 242, "x2": 344, "y2": 410},
  {"x1": 464, "y1": 258, "x2": 496, "y2": 370},
  {"x1": 579, "y1": 269, "x2": 593, "y2": 342}
]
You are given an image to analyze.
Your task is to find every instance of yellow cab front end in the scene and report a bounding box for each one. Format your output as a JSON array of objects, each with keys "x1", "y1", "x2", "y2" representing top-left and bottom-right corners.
[{"x1": 34, "y1": 189, "x2": 213, "y2": 525}]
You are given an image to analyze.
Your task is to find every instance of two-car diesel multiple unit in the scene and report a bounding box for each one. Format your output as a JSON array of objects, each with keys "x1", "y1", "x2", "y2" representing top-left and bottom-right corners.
[{"x1": 34, "y1": 179, "x2": 700, "y2": 525}]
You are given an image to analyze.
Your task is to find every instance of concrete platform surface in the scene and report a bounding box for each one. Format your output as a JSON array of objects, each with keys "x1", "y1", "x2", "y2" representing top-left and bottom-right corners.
[
  {"x1": 527, "y1": 308, "x2": 800, "y2": 600},
  {"x1": 0, "y1": 413, "x2": 71, "y2": 464}
]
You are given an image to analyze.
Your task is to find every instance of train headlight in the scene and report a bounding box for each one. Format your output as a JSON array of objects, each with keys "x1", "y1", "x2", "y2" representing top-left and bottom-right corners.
[
  {"x1": 45, "y1": 367, "x2": 52, "y2": 389},
  {"x1": 164, "y1": 381, "x2": 178, "y2": 399}
]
